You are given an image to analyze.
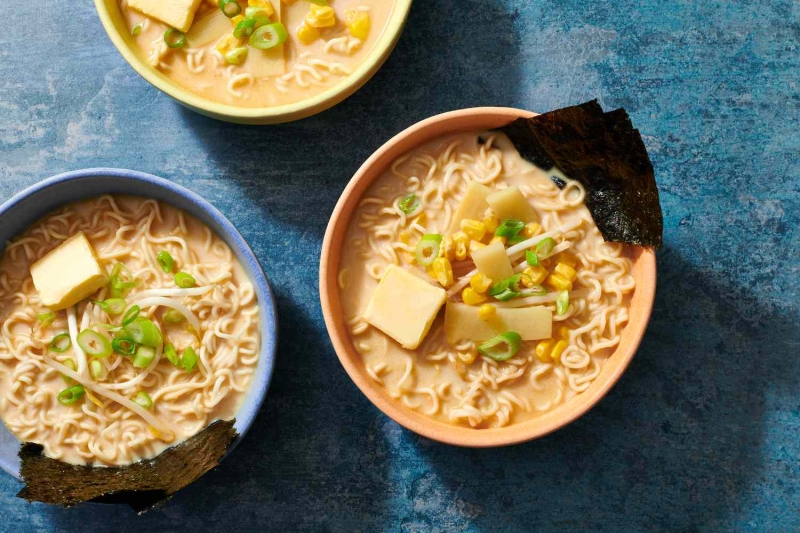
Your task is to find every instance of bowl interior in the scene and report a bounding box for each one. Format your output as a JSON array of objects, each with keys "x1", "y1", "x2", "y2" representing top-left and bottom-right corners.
[
  {"x1": 0, "y1": 169, "x2": 278, "y2": 478},
  {"x1": 320, "y1": 107, "x2": 657, "y2": 447},
  {"x1": 94, "y1": 0, "x2": 413, "y2": 124}
]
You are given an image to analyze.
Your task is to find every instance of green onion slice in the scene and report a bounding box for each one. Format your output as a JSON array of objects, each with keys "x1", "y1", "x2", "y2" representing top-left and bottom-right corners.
[
  {"x1": 77, "y1": 329, "x2": 113, "y2": 358},
  {"x1": 249, "y1": 22, "x2": 288, "y2": 50},
  {"x1": 109, "y1": 262, "x2": 137, "y2": 298},
  {"x1": 133, "y1": 345, "x2": 156, "y2": 369},
  {"x1": 61, "y1": 358, "x2": 77, "y2": 384},
  {"x1": 37, "y1": 311, "x2": 56, "y2": 326},
  {"x1": 478, "y1": 331, "x2": 522, "y2": 362},
  {"x1": 50, "y1": 332, "x2": 72, "y2": 353},
  {"x1": 58, "y1": 385, "x2": 85, "y2": 405},
  {"x1": 525, "y1": 250, "x2": 539, "y2": 267},
  {"x1": 181, "y1": 346, "x2": 199, "y2": 372},
  {"x1": 494, "y1": 219, "x2": 525, "y2": 239},
  {"x1": 125, "y1": 317, "x2": 163, "y2": 347},
  {"x1": 133, "y1": 391, "x2": 153, "y2": 410},
  {"x1": 398, "y1": 194, "x2": 420, "y2": 215},
  {"x1": 122, "y1": 305, "x2": 141, "y2": 327},
  {"x1": 220, "y1": 0, "x2": 242, "y2": 17},
  {"x1": 164, "y1": 343, "x2": 181, "y2": 367},
  {"x1": 489, "y1": 274, "x2": 521, "y2": 300},
  {"x1": 174, "y1": 272, "x2": 196, "y2": 288},
  {"x1": 233, "y1": 16, "x2": 257, "y2": 38},
  {"x1": 556, "y1": 290, "x2": 570, "y2": 316},
  {"x1": 163, "y1": 309, "x2": 185, "y2": 324},
  {"x1": 415, "y1": 234, "x2": 442, "y2": 266},
  {"x1": 90, "y1": 359, "x2": 108, "y2": 381},
  {"x1": 131, "y1": 23, "x2": 143, "y2": 36},
  {"x1": 112, "y1": 337, "x2": 137, "y2": 356},
  {"x1": 156, "y1": 250, "x2": 174, "y2": 273},
  {"x1": 535, "y1": 237, "x2": 556, "y2": 258},
  {"x1": 164, "y1": 28, "x2": 187, "y2": 48},
  {"x1": 225, "y1": 46, "x2": 249, "y2": 65}
]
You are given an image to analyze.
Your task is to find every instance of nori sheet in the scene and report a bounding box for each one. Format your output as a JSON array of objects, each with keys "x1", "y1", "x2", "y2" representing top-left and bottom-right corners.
[
  {"x1": 17, "y1": 419, "x2": 237, "y2": 513},
  {"x1": 495, "y1": 100, "x2": 663, "y2": 248}
]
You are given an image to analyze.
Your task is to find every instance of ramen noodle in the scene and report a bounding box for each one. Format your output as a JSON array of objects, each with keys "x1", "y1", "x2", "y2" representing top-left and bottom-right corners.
[
  {"x1": 0, "y1": 196, "x2": 260, "y2": 466},
  {"x1": 120, "y1": 0, "x2": 396, "y2": 107},
  {"x1": 339, "y1": 133, "x2": 635, "y2": 429}
]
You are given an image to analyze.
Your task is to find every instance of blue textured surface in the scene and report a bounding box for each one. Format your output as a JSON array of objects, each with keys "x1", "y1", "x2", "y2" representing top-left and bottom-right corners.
[{"x1": 1, "y1": 0, "x2": 798, "y2": 531}]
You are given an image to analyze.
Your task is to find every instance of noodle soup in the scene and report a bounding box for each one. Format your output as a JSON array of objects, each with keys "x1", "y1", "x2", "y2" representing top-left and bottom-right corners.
[
  {"x1": 120, "y1": 0, "x2": 396, "y2": 107},
  {"x1": 0, "y1": 196, "x2": 260, "y2": 466},
  {"x1": 339, "y1": 133, "x2": 635, "y2": 429}
]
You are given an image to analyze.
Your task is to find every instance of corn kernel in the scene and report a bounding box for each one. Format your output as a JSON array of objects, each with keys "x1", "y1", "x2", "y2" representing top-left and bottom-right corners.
[
  {"x1": 453, "y1": 232, "x2": 469, "y2": 261},
  {"x1": 441, "y1": 235, "x2": 455, "y2": 261},
  {"x1": 231, "y1": 14, "x2": 244, "y2": 26},
  {"x1": 462, "y1": 287, "x2": 487, "y2": 306},
  {"x1": 460, "y1": 219, "x2": 486, "y2": 241},
  {"x1": 432, "y1": 257, "x2": 454, "y2": 287},
  {"x1": 477, "y1": 303, "x2": 497, "y2": 322},
  {"x1": 345, "y1": 9, "x2": 371, "y2": 40},
  {"x1": 457, "y1": 348, "x2": 477, "y2": 364},
  {"x1": 556, "y1": 326, "x2": 571, "y2": 341},
  {"x1": 522, "y1": 222, "x2": 541, "y2": 238},
  {"x1": 535, "y1": 339, "x2": 556, "y2": 363},
  {"x1": 551, "y1": 340, "x2": 569, "y2": 363},
  {"x1": 546, "y1": 273, "x2": 573, "y2": 292},
  {"x1": 215, "y1": 33, "x2": 242, "y2": 54},
  {"x1": 490, "y1": 235, "x2": 507, "y2": 246},
  {"x1": 554, "y1": 262, "x2": 577, "y2": 282},
  {"x1": 523, "y1": 265, "x2": 548, "y2": 285},
  {"x1": 250, "y1": 0, "x2": 276, "y2": 12},
  {"x1": 399, "y1": 231, "x2": 410, "y2": 245},
  {"x1": 296, "y1": 23, "x2": 320, "y2": 44},
  {"x1": 482, "y1": 212, "x2": 499, "y2": 234},
  {"x1": 470, "y1": 273, "x2": 492, "y2": 293},
  {"x1": 306, "y1": 5, "x2": 336, "y2": 28},
  {"x1": 453, "y1": 231, "x2": 469, "y2": 245},
  {"x1": 468, "y1": 240, "x2": 487, "y2": 256}
]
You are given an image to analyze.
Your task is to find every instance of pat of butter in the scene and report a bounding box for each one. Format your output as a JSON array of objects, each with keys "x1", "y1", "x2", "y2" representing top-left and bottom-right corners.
[
  {"x1": 362, "y1": 265, "x2": 446, "y2": 350},
  {"x1": 30, "y1": 232, "x2": 107, "y2": 310},
  {"x1": 127, "y1": 0, "x2": 203, "y2": 33}
]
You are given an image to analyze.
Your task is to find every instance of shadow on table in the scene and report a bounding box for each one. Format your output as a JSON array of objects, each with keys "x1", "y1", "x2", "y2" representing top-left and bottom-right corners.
[{"x1": 401, "y1": 247, "x2": 799, "y2": 531}]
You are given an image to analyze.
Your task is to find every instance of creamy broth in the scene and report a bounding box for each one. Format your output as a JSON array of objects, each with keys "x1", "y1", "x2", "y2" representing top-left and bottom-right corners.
[
  {"x1": 339, "y1": 133, "x2": 635, "y2": 429},
  {"x1": 0, "y1": 196, "x2": 260, "y2": 465},
  {"x1": 121, "y1": 0, "x2": 396, "y2": 107}
]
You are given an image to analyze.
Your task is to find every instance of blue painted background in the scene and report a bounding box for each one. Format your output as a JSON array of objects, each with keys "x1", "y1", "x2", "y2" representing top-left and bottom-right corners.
[{"x1": 1, "y1": 0, "x2": 798, "y2": 531}]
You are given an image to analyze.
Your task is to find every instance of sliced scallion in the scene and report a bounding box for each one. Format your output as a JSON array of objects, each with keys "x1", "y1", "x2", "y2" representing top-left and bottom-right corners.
[
  {"x1": 478, "y1": 331, "x2": 522, "y2": 362},
  {"x1": 58, "y1": 385, "x2": 85, "y2": 406},
  {"x1": 164, "y1": 343, "x2": 181, "y2": 367},
  {"x1": 415, "y1": 234, "x2": 442, "y2": 266},
  {"x1": 132, "y1": 391, "x2": 153, "y2": 410},
  {"x1": 220, "y1": 0, "x2": 242, "y2": 18},
  {"x1": 249, "y1": 22, "x2": 288, "y2": 50},
  {"x1": 398, "y1": 194, "x2": 420, "y2": 215},
  {"x1": 89, "y1": 359, "x2": 108, "y2": 381},
  {"x1": 105, "y1": 298, "x2": 128, "y2": 315},
  {"x1": 174, "y1": 272, "x2": 196, "y2": 288},
  {"x1": 77, "y1": 329, "x2": 112, "y2": 358},
  {"x1": 156, "y1": 250, "x2": 174, "y2": 273},
  {"x1": 525, "y1": 250, "x2": 539, "y2": 267},
  {"x1": 61, "y1": 358, "x2": 77, "y2": 384},
  {"x1": 122, "y1": 305, "x2": 141, "y2": 327},
  {"x1": 535, "y1": 237, "x2": 556, "y2": 258},
  {"x1": 556, "y1": 290, "x2": 570, "y2": 316},
  {"x1": 37, "y1": 311, "x2": 56, "y2": 327},
  {"x1": 181, "y1": 346, "x2": 199, "y2": 372},
  {"x1": 125, "y1": 317, "x2": 163, "y2": 347},
  {"x1": 225, "y1": 46, "x2": 249, "y2": 65},
  {"x1": 109, "y1": 262, "x2": 137, "y2": 298},
  {"x1": 50, "y1": 332, "x2": 72, "y2": 353},
  {"x1": 131, "y1": 23, "x2": 143, "y2": 36},
  {"x1": 494, "y1": 219, "x2": 525, "y2": 239},
  {"x1": 133, "y1": 345, "x2": 156, "y2": 369},
  {"x1": 112, "y1": 337, "x2": 137, "y2": 356},
  {"x1": 164, "y1": 28, "x2": 186, "y2": 48},
  {"x1": 233, "y1": 16, "x2": 257, "y2": 38},
  {"x1": 163, "y1": 309, "x2": 185, "y2": 324}
]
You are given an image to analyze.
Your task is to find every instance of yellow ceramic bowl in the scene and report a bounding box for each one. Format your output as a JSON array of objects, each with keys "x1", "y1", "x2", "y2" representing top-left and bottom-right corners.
[
  {"x1": 94, "y1": 0, "x2": 413, "y2": 124},
  {"x1": 320, "y1": 107, "x2": 657, "y2": 447}
]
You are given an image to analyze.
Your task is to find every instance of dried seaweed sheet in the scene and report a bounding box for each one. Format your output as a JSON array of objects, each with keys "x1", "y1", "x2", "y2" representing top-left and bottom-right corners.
[
  {"x1": 496, "y1": 100, "x2": 663, "y2": 248},
  {"x1": 17, "y1": 419, "x2": 237, "y2": 513}
]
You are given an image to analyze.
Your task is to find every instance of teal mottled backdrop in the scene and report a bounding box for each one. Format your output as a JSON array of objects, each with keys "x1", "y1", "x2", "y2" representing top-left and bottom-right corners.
[{"x1": 1, "y1": 0, "x2": 798, "y2": 531}]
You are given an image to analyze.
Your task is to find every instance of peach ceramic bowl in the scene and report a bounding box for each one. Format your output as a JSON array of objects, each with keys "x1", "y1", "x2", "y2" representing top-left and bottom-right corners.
[{"x1": 319, "y1": 107, "x2": 657, "y2": 447}]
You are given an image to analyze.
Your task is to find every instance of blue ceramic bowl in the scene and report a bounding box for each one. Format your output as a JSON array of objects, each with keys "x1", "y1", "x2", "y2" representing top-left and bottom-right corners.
[{"x1": 0, "y1": 169, "x2": 277, "y2": 479}]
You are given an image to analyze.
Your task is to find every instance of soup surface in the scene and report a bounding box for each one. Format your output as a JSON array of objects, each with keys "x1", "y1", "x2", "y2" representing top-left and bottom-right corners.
[
  {"x1": 0, "y1": 196, "x2": 260, "y2": 465},
  {"x1": 339, "y1": 133, "x2": 635, "y2": 428},
  {"x1": 120, "y1": 0, "x2": 396, "y2": 107}
]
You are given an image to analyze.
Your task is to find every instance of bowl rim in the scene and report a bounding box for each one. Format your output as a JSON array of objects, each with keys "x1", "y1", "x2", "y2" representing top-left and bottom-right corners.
[
  {"x1": 319, "y1": 106, "x2": 657, "y2": 447},
  {"x1": 93, "y1": 0, "x2": 414, "y2": 123},
  {"x1": 0, "y1": 168, "x2": 278, "y2": 479}
]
